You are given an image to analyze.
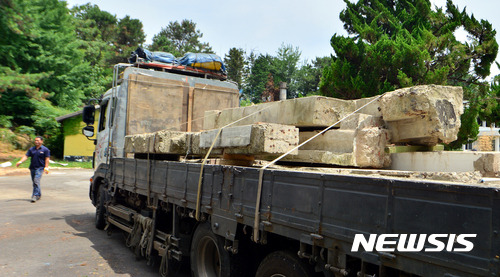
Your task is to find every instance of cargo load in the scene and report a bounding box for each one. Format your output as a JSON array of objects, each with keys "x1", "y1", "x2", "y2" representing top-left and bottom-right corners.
[
  {"x1": 128, "y1": 47, "x2": 177, "y2": 64},
  {"x1": 178, "y1": 52, "x2": 226, "y2": 72}
]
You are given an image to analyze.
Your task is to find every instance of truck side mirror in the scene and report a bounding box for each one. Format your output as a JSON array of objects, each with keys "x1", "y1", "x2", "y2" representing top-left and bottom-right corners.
[
  {"x1": 83, "y1": 105, "x2": 96, "y2": 125},
  {"x1": 82, "y1": 125, "x2": 95, "y2": 138}
]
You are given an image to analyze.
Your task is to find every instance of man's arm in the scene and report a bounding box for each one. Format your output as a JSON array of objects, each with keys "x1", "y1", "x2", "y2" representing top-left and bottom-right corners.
[
  {"x1": 16, "y1": 155, "x2": 28, "y2": 167},
  {"x1": 44, "y1": 157, "x2": 50, "y2": 174}
]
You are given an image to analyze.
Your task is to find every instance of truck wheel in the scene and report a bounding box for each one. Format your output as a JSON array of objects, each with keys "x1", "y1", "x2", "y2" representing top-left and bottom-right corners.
[
  {"x1": 190, "y1": 222, "x2": 231, "y2": 277},
  {"x1": 256, "y1": 251, "x2": 315, "y2": 277},
  {"x1": 95, "y1": 184, "x2": 106, "y2": 230}
]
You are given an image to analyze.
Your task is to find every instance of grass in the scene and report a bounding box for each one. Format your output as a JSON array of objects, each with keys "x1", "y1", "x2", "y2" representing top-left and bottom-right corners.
[{"x1": 7, "y1": 157, "x2": 93, "y2": 169}]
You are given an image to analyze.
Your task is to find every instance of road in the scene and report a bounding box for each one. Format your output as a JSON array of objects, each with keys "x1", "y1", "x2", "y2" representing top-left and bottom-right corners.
[{"x1": 0, "y1": 168, "x2": 163, "y2": 277}]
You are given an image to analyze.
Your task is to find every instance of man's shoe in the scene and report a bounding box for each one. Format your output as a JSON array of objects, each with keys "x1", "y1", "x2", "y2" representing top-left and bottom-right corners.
[{"x1": 31, "y1": 196, "x2": 37, "y2": 203}]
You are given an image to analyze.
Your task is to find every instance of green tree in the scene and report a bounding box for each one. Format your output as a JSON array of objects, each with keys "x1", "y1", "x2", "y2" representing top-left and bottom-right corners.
[
  {"x1": 150, "y1": 19, "x2": 213, "y2": 56},
  {"x1": 0, "y1": 0, "x2": 91, "y2": 155},
  {"x1": 320, "y1": 0, "x2": 498, "y2": 147},
  {"x1": 479, "y1": 73, "x2": 500, "y2": 126},
  {"x1": 272, "y1": 44, "x2": 301, "y2": 98},
  {"x1": 295, "y1": 56, "x2": 331, "y2": 96},
  {"x1": 242, "y1": 54, "x2": 274, "y2": 102},
  {"x1": 71, "y1": 4, "x2": 116, "y2": 67},
  {"x1": 116, "y1": 15, "x2": 145, "y2": 52},
  {"x1": 71, "y1": 3, "x2": 117, "y2": 43},
  {"x1": 224, "y1": 48, "x2": 246, "y2": 89}
]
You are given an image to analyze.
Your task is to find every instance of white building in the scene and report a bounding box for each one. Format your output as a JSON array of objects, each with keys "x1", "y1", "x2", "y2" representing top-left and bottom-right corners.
[{"x1": 463, "y1": 120, "x2": 500, "y2": 151}]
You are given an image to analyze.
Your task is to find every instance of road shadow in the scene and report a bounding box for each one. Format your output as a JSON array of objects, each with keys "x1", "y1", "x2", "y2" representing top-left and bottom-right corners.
[
  {"x1": 5, "y1": 199, "x2": 33, "y2": 203},
  {"x1": 63, "y1": 213, "x2": 160, "y2": 277}
]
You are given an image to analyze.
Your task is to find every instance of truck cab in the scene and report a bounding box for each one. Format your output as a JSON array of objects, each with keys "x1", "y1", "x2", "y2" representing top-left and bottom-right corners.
[{"x1": 82, "y1": 64, "x2": 239, "y2": 205}]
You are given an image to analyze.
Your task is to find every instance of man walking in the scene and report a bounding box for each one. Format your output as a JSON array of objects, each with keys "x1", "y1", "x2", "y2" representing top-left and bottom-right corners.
[{"x1": 16, "y1": 136, "x2": 50, "y2": 202}]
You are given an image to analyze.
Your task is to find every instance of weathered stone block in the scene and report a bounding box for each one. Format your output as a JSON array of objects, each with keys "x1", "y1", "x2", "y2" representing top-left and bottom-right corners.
[
  {"x1": 200, "y1": 123, "x2": 299, "y2": 155},
  {"x1": 339, "y1": 113, "x2": 384, "y2": 130},
  {"x1": 203, "y1": 96, "x2": 357, "y2": 130},
  {"x1": 287, "y1": 127, "x2": 390, "y2": 168},
  {"x1": 299, "y1": 130, "x2": 356, "y2": 152},
  {"x1": 380, "y1": 85, "x2": 463, "y2": 145}
]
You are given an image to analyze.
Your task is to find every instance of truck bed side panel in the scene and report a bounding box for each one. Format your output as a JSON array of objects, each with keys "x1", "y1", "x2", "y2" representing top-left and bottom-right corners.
[{"x1": 110, "y1": 158, "x2": 499, "y2": 276}]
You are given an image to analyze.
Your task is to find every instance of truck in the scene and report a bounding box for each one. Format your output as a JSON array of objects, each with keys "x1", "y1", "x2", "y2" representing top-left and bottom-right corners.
[{"x1": 81, "y1": 61, "x2": 500, "y2": 277}]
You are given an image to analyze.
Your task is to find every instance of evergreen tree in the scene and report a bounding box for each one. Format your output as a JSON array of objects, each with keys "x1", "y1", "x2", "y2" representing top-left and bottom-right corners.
[
  {"x1": 295, "y1": 56, "x2": 331, "y2": 96},
  {"x1": 272, "y1": 44, "x2": 301, "y2": 98},
  {"x1": 150, "y1": 19, "x2": 212, "y2": 56},
  {"x1": 224, "y1": 48, "x2": 246, "y2": 89},
  {"x1": 242, "y1": 54, "x2": 274, "y2": 102},
  {"x1": 320, "y1": 0, "x2": 498, "y2": 147}
]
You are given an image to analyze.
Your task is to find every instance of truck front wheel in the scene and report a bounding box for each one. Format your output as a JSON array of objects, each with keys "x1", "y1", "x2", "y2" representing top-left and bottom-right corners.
[
  {"x1": 190, "y1": 222, "x2": 231, "y2": 277},
  {"x1": 256, "y1": 251, "x2": 315, "y2": 277},
  {"x1": 95, "y1": 184, "x2": 106, "y2": 230}
]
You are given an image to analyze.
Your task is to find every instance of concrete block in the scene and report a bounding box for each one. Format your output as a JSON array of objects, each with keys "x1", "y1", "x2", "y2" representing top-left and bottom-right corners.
[
  {"x1": 154, "y1": 130, "x2": 192, "y2": 154},
  {"x1": 391, "y1": 151, "x2": 500, "y2": 177},
  {"x1": 125, "y1": 131, "x2": 190, "y2": 154},
  {"x1": 124, "y1": 133, "x2": 155, "y2": 153},
  {"x1": 354, "y1": 127, "x2": 391, "y2": 168},
  {"x1": 339, "y1": 113, "x2": 384, "y2": 129},
  {"x1": 380, "y1": 85, "x2": 463, "y2": 145},
  {"x1": 203, "y1": 96, "x2": 357, "y2": 129},
  {"x1": 125, "y1": 123, "x2": 299, "y2": 157},
  {"x1": 299, "y1": 130, "x2": 356, "y2": 152},
  {"x1": 200, "y1": 123, "x2": 299, "y2": 155},
  {"x1": 283, "y1": 150, "x2": 355, "y2": 167},
  {"x1": 286, "y1": 127, "x2": 390, "y2": 168}
]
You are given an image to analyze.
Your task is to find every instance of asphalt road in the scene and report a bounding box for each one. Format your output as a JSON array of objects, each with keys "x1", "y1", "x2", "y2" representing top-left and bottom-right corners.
[{"x1": 0, "y1": 168, "x2": 162, "y2": 277}]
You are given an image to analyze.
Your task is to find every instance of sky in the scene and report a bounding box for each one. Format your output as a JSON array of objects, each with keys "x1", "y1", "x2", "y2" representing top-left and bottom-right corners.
[{"x1": 64, "y1": 0, "x2": 500, "y2": 76}]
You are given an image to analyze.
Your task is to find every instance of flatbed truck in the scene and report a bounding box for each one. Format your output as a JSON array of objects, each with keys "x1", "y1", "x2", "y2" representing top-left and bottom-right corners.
[{"x1": 82, "y1": 63, "x2": 500, "y2": 277}]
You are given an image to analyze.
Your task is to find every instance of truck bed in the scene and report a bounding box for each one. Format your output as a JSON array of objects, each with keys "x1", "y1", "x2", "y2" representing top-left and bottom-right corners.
[{"x1": 109, "y1": 158, "x2": 500, "y2": 276}]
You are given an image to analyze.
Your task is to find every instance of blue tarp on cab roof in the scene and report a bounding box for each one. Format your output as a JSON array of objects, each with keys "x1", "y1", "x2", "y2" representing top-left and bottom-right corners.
[
  {"x1": 178, "y1": 52, "x2": 226, "y2": 72},
  {"x1": 129, "y1": 47, "x2": 177, "y2": 64}
]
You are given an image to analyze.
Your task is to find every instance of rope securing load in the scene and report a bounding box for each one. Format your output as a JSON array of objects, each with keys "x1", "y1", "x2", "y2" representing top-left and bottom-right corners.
[{"x1": 251, "y1": 92, "x2": 387, "y2": 243}]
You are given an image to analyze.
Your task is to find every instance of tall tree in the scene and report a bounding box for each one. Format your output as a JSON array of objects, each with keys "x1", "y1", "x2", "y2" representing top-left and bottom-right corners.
[
  {"x1": 110, "y1": 15, "x2": 146, "y2": 64},
  {"x1": 71, "y1": 3, "x2": 117, "y2": 43},
  {"x1": 71, "y1": 4, "x2": 116, "y2": 67},
  {"x1": 272, "y1": 44, "x2": 301, "y2": 98},
  {"x1": 224, "y1": 48, "x2": 246, "y2": 89},
  {"x1": 242, "y1": 54, "x2": 274, "y2": 102},
  {"x1": 150, "y1": 19, "x2": 213, "y2": 56},
  {"x1": 320, "y1": 0, "x2": 498, "y2": 147},
  {"x1": 295, "y1": 56, "x2": 331, "y2": 96},
  {"x1": 116, "y1": 15, "x2": 145, "y2": 52}
]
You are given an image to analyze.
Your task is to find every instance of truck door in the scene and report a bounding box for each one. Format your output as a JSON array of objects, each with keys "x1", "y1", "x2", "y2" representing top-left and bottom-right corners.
[{"x1": 94, "y1": 98, "x2": 111, "y2": 169}]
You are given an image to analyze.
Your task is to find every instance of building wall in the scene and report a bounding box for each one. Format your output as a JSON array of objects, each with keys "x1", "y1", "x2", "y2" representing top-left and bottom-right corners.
[
  {"x1": 62, "y1": 111, "x2": 99, "y2": 158},
  {"x1": 477, "y1": 136, "x2": 494, "y2": 151}
]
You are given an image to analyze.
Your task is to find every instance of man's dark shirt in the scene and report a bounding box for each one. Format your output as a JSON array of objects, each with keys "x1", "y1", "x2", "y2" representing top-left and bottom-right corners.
[{"x1": 26, "y1": 146, "x2": 50, "y2": 169}]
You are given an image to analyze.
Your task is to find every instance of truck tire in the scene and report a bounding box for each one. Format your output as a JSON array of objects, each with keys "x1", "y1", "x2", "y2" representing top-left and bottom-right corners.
[
  {"x1": 95, "y1": 184, "x2": 106, "y2": 230},
  {"x1": 256, "y1": 251, "x2": 315, "y2": 277},
  {"x1": 190, "y1": 222, "x2": 231, "y2": 277}
]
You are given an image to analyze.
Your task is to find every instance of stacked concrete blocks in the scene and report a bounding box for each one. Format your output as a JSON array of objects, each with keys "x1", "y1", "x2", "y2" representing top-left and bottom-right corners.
[{"x1": 125, "y1": 85, "x2": 463, "y2": 169}]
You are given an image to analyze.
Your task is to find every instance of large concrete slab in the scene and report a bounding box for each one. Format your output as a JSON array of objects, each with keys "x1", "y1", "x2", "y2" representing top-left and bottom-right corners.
[
  {"x1": 200, "y1": 123, "x2": 299, "y2": 155},
  {"x1": 380, "y1": 85, "x2": 463, "y2": 145},
  {"x1": 203, "y1": 96, "x2": 357, "y2": 130},
  {"x1": 339, "y1": 113, "x2": 384, "y2": 129},
  {"x1": 286, "y1": 127, "x2": 390, "y2": 168},
  {"x1": 390, "y1": 151, "x2": 500, "y2": 176},
  {"x1": 125, "y1": 123, "x2": 299, "y2": 157},
  {"x1": 204, "y1": 85, "x2": 463, "y2": 148},
  {"x1": 299, "y1": 130, "x2": 356, "y2": 152}
]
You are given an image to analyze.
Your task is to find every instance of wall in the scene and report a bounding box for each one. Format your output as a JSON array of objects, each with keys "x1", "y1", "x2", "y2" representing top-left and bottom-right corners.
[{"x1": 62, "y1": 111, "x2": 99, "y2": 159}]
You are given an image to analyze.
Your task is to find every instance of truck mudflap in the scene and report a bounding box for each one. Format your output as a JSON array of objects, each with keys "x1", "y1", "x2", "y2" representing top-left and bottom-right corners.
[{"x1": 107, "y1": 158, "x2": 500, "y2": 276}]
